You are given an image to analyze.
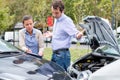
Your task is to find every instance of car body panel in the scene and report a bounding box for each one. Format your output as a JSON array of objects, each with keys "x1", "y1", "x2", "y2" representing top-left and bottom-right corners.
[
  {"x1": 0, "y1": 39, "x2": 72, "y2": 80},
  {"x1": 88, "y1": 59, "x2": 120, "y2": 80},
  {"x1": 0, "y1": 56, "x2": 49, "y2": 80}
]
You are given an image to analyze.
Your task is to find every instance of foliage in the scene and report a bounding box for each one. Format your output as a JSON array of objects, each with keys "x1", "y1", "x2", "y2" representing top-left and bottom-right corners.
[
  {"x1": 0, "y1": 0, "x2": 14, "y2": 34},
  {"x1": 64, "y1": 0, "x2": 120, "y2": 27},
  {"x1": 114, "y1": 0, "x2": 120, "y2": 23},
  {"x1": 70, "y1": 0, "x2": 112, "y2": 23},
  {"x1": 7, "y1": 0, "x2": 52, "y2": 31},
  {"x1": 1, "y1": 0, "x2": 120, "y2": 33}
]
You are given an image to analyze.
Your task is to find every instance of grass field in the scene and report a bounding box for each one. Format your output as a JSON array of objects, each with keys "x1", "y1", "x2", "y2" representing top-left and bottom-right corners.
[{"x1": 43, "y1": 47, "x2": 91, "y2": 62}]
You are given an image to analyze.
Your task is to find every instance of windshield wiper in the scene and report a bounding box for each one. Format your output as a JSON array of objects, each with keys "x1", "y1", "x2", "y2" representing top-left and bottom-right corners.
[
  {"x1": 0, "y1": 51, "x2": 20, "y2": 54},
  {"x1": 0, "y1": 51, "x2": 22, "y2": 58},
  {"x1": 0, "y1": 51, "x2": 21, "y2": 54}
]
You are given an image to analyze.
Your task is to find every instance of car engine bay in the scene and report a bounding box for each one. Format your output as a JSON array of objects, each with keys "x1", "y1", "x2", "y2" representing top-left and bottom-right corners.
[{"x1": 69, "y1": 53, "x2": 117, "y2": 80}]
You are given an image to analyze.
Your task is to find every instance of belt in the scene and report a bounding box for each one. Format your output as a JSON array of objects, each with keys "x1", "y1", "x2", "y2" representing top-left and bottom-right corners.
[{"x1": 53, "y1": 48, "x2": 69, "y2": 53}]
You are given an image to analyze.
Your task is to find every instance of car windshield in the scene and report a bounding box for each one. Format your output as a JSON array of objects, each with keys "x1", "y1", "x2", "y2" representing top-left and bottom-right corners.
[
  {"x1": 0, "y1": 39, "x2": 20, "y2": 52},
  {"x1": 95, "y1": 38, "x2": 120, "y2": 56},
  {"x1": 95, "y1": 45, "x2": 119, "y2": 56}
]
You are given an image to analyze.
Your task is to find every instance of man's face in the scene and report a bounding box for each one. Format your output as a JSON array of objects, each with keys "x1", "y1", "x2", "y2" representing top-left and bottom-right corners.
[
  {"x1": 51, "y1": 6, "x2": 63, "y2": 19},
  {"x1": 23, "y1": 19, "x2": 34, "y2": 33}
]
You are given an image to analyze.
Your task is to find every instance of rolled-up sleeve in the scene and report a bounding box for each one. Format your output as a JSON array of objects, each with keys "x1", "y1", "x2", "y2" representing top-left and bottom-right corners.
[
  {"x1": 37, "y1": 31, "x2": 44, "y2": 52},
  {"x1": 19, "y1": 29, "x2": 28, "y2": 52}
]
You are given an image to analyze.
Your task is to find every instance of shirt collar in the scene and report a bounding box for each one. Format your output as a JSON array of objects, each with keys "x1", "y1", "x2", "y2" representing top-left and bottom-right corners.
[
  {"x1": 57, "y1": 13, "x2": 66, "y2": 21},
  {"x1": 25, "y1": 28, "x2": 36, "y2": 35}
]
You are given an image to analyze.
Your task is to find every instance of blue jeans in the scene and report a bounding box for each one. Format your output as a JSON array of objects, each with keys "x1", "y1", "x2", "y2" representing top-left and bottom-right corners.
[{"x1": 51, "y1": 49, "x2": 70, "y2": 71}]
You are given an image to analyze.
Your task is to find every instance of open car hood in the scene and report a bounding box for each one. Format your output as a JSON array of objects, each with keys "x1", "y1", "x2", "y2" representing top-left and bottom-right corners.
[{"x1": 80, "y1": 16, "x2": 120, "y2": 53}]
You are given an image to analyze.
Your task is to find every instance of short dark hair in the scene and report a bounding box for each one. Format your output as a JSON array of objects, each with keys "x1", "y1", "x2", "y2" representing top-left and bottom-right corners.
[
  {"x1": 51, "y1": 0, "x2": 64, "y2": 12},
  {"x1": 22, "y1": 15, "x2": 33, "y2": 24}
]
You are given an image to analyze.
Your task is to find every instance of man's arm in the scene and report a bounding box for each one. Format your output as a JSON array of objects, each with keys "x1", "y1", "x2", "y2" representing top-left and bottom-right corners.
[{"x1": 76, "y1": 29, "x2": 85, "y2": 39}]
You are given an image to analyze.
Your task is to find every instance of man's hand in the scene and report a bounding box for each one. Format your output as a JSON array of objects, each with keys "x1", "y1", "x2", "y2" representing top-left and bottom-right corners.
[
  {"x1": 76, "y1": 29, "x2": 85, "y2": 39},
  {"x1": 76, "y1": 32, "x2": 83, "y2": 39},
  {"x1": 43, "y1": 31, "x2": 52, "y2": 38}
]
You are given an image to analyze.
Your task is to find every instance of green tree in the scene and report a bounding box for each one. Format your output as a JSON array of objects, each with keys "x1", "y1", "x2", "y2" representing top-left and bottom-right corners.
[
  {"x1": 0, "y1": 0, "x2": 14, "y2": 34},
  {"x1": 7, "y1": 0, "x2": 52, "y2": 30},
  {"x1": 64, "y1": 0, "x2": 119, "y2": 25},
  {"x1": 4, "y1": 0, "x2": 120, "y2": 32},
  {"x1": 113, "y1": 0, "x2": 120, "y2": 28}
]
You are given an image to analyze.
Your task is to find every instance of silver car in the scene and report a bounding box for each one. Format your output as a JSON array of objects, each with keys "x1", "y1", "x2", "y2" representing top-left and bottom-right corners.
[
  {"x1": 68, "y1": 16, "x2": 120, "y2": 80},
  {"x1": 0, "y1": 39, "x2": 72, "y2": 80}
]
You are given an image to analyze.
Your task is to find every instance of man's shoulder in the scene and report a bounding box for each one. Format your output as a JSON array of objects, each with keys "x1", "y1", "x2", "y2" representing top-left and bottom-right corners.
[
  {"x1": 62, "y1": 16, "x2": 73, "y2": 25},
  {"x1": 63, "y1": 14, "x2": 73, "y2": 22}
]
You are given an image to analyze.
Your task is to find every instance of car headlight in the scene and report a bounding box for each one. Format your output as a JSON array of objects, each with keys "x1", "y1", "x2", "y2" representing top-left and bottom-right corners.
[{"x1": 78, "y1": 70, "x2": 92, "y2": 80}]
